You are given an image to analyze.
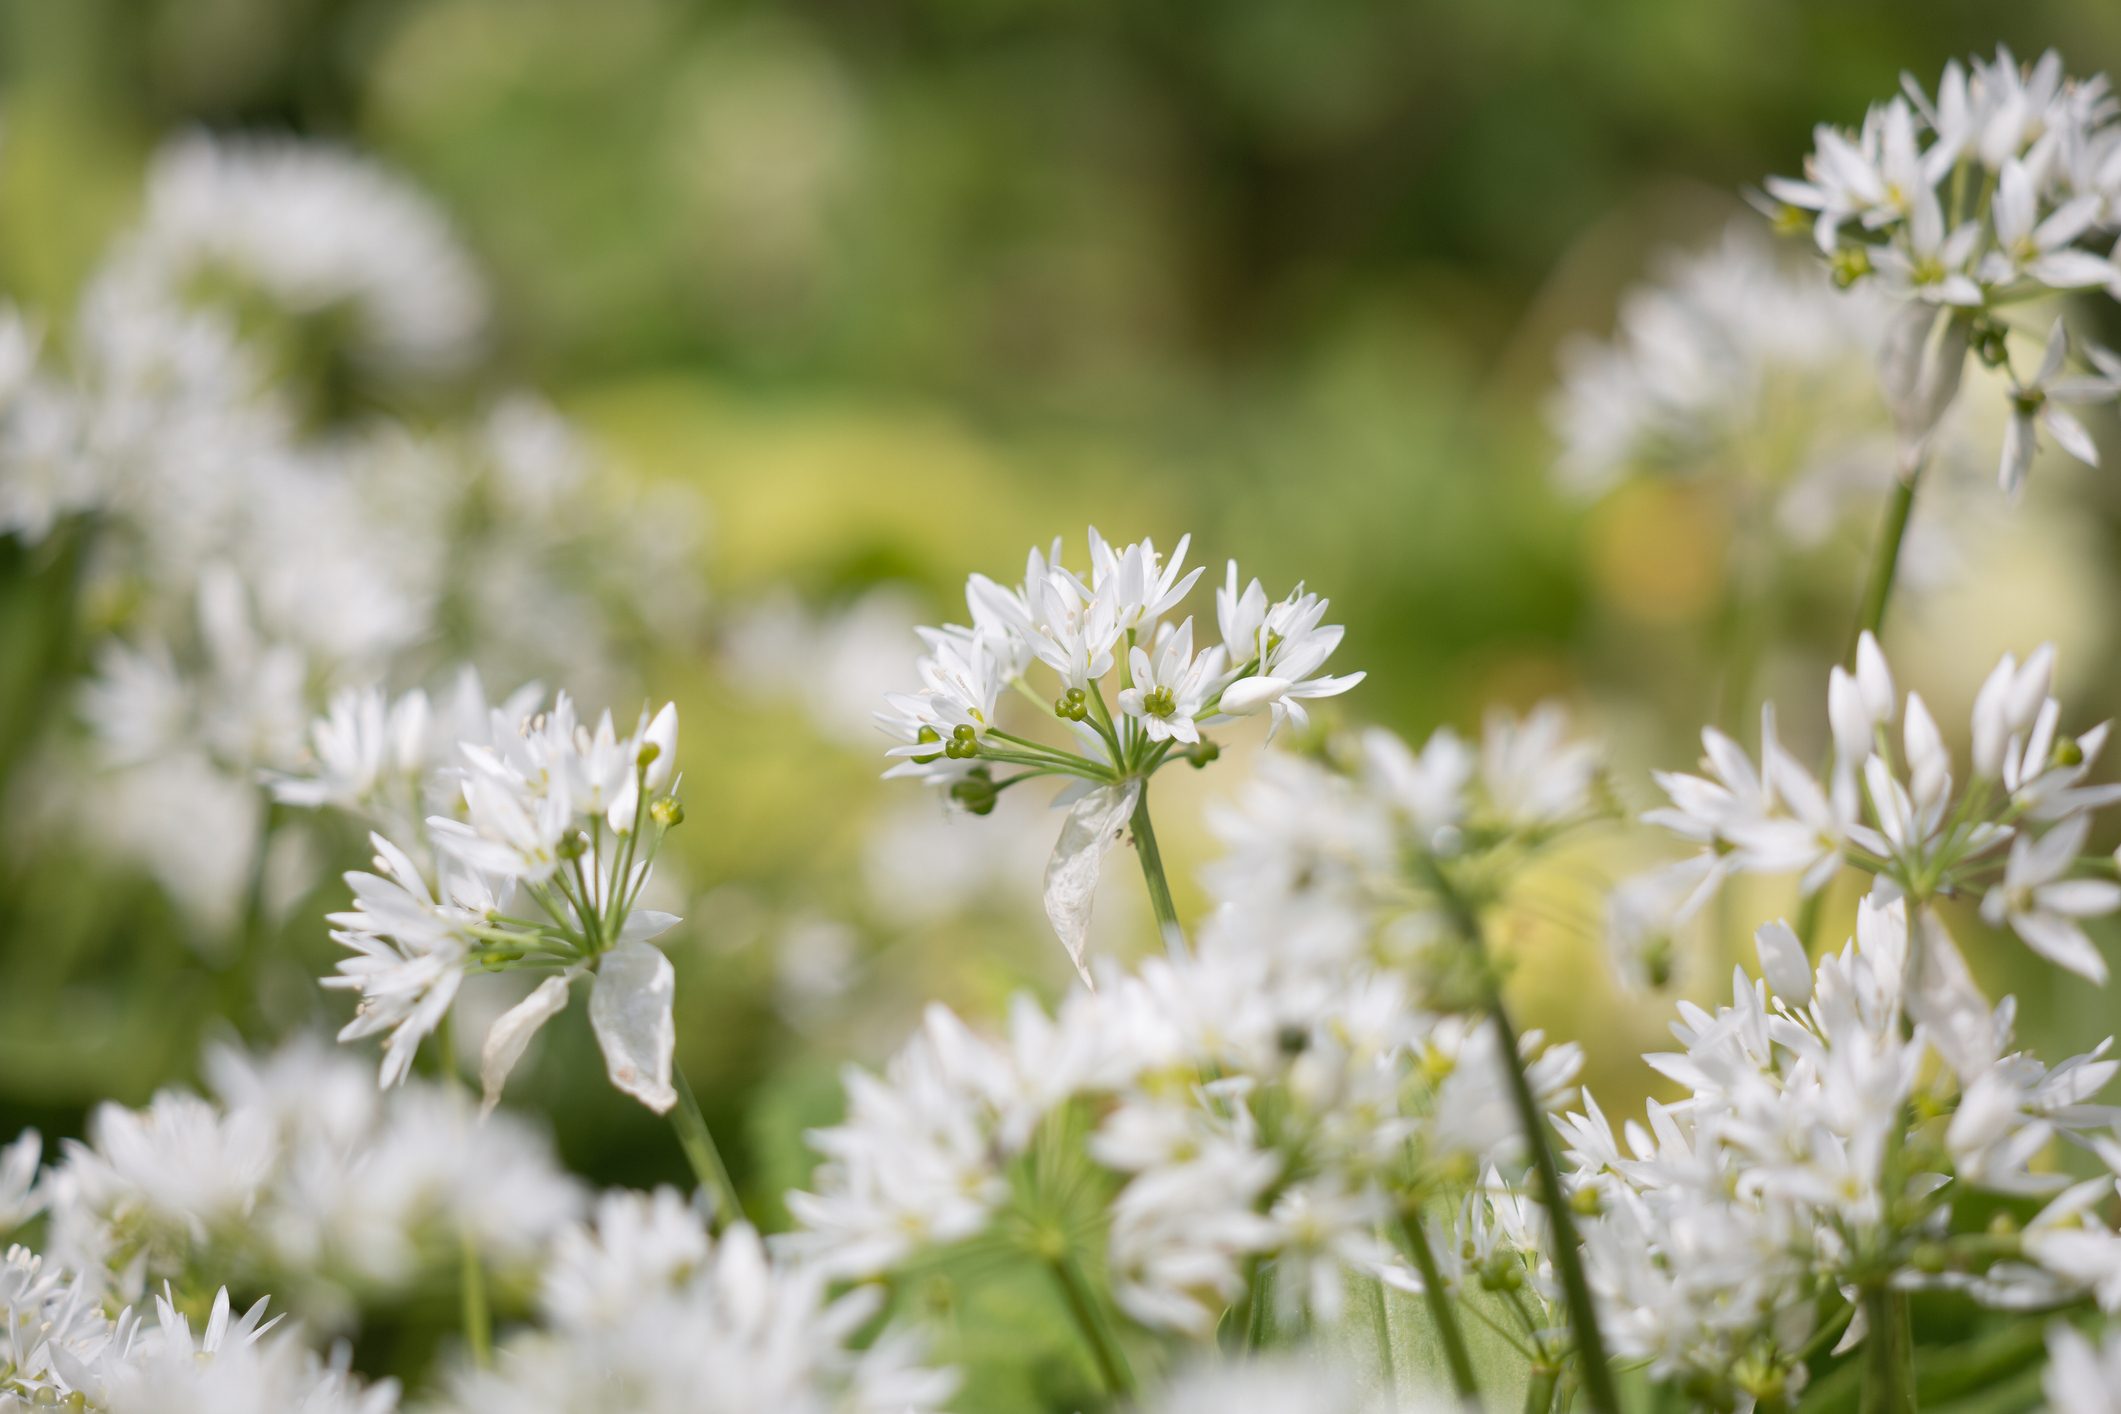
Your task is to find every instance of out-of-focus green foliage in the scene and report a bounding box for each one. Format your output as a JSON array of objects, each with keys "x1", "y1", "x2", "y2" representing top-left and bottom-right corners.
[{"x1": 3, "y1": 6, "x2": 2121, "y2": 1402}]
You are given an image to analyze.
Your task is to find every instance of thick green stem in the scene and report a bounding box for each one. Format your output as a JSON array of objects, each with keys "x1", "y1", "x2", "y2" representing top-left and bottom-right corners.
[
  {"x1": 1860, "y1": 1287, "x2": 1914, "y2": 1414},
  {"x1": 1524, "y1": 1363, "x2": 1560, "y2": 1414},
  {"x1": 1850, "y1": 462, "x2": 1921, "y2": 654},
  {"x1": 671, "y1": 1065, "x2": 747, "y2": 1232},
  {"x1": 1045, "y1": 1250, "x2": 1134, "y2": 1396},
  {"x1": 1397, "y1": 1209, "x2": 1481, "y2": 1403},
  {"x1": 1129, "y1": 786, "x2": 1184, "y2": 951}
]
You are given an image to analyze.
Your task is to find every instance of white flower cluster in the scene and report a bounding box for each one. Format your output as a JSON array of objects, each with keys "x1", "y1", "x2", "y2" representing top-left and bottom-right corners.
[
  {"x1": 790, "y1": 709, "x2": 1598, "y2": 1350},
  {"x1": 440, "y1": 1190, "x2": 953, "y2": 1414},
  {"x1": 15, "y1": 1040, "x2": 580, "y2": 1331},
  {"x1": 1569, "y1": 892, "x2": 2121, "y2": 1407},
  {"x1": 1551, "y1": 229, "x2": 1909, "y2": 542},
  {"x1": 1764, "y1": 47, "x2": 2121, "y2": 489},
  {"x1": 273, "y1": 680, "x2": 690, "y2": 1114},
  {"x1": 0, "y1": 1250, "x2": 397, "y2": 1412},
  {"x1": 881, "y1": 529, "x2": 1361, "y2": 787},
  {"x1": 1628, "y1": 631, "x2": 2121, "y2": 981},
  {"x1": 877, "y1": 529, "x2": 1363, "y2": 974},
  {"x1": 0, "y1": 134, "x2": 709, "y2": 937}
]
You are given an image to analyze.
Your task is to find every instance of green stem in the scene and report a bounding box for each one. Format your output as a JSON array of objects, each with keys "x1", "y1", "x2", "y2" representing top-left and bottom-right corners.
[
  {"x1": 1247, "y1": 1257, "x2": 1273, "y2": 1349},
  {"x1": 1370, "y1": 1268, "x2": 1399, "y2": 1399},
  {"x1": 459, "y1": 1225, "x2": 492, "y2": 1367},
  {"x1": 434, "y1": 1011, "x2": 491, "y2": 1366},
  {"x1": 1397, "y1": 1209, "x2": 1481, "y2": 1403},
  {"x1": 1489, "y1": 996, "x2": 1617, "y2": 1413},
  {"x1": 1850, "y1": 460, "x2": 1921, "y2": 654},
  {"x1": 218, "y1": 796, "x2": 283, "y2": 1035},
  {"x1": 1417, "y1": 857, "x2": 1620, "y2": 1414},
  {"x1": 1525, "y1": 1363, "x2": 1560, "y2": 1414},
  {"x1": 671, "y1": 1065, "x2": 747, "y2": 1232},
  {"x1": 1129, "y1": 786, "x2": 1183, "y2": 949},
  {"x1": 1045, "y1": 1250, "x2": 1134, "y2": 1396},
  {"x1": 1859, "y1": 1286, "x2": 1914, "y2": 1414}
]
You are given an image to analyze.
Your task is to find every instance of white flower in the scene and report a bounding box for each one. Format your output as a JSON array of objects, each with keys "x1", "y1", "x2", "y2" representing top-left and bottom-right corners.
[
  {"x1": 1116, "y1": 618, "x2": 1224, "y2": 745},
  {"x1": 118, "y1": 132, "x2": 485, "y2": 377},
  {"x1": 2000, "y1": 321, "x2": 2106, "y2": 494},
  {"x1": 1981, "y1": 159, "x2": 2114, "y2": 290},
  {"x1": 443, "y1": 1219, "x2": 954, "y2": 1414},
  {"x1": 2045, "y1": 1323, "x2": 2121, "y2": 1413},
  {"x1": 1981, "y1": 814, "x2": 2121, "y2": 982},
  {"x1": 1086, "y1": 526, "x2": 1202, "y2": 636},
  {"x1": 325, "y1": 835, "x2": 494, "y2": 1088},
  {"x1": 0, "y1": 1131, "x2": 42, "y2": 1233},
  {"x1": 1264, "y1": 1180, "x2": 1392, "y2": 1324}
]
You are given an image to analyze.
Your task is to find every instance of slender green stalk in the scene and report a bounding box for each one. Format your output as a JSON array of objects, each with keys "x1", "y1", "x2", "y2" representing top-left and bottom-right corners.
[
  {"x1": 435, "y1": 1011, "x2": 491, "y2": 1366},
  {"x1": 217, "y1": 797, "x2": 284, "y2": 1035},
  {"x1": 1416, "y1": 857, "x2": 1619, "y2": 1414},
  {"x1": 1850, "y1": 461, "x2": 1921, "y2": 654},
  {"x1": 671, "y1": 1065, "x2": 747, "y2": 1232},
  {"x1": 1524, "y1": 1363, "x2": 1560, "y2": 1414},
  {"x1": 1397, "y1": 1209, "x2": 1480, "y2": 1403},
  {"x1": 1246, "y1": 1257, "x2": 1274, "y2": 1349},
  {"x1": 459, "y1": 1226, "x2": 493, "y2": 1367},
  {"x1": 1045, "y1": 1250, "x2": 1134, "y2": 1396},
  {"x1": 1129, "y1": 787, "x2": 1183, "y2": 948},
  {"x1": 1369, "y1": 1269, "x2": 1399, "y2": 1399},
  {"x1": 1487, "y1": 996, "x2": 1618, "y2": 1413}
]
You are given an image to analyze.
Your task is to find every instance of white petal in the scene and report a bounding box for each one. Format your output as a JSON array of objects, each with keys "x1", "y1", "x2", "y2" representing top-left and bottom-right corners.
[
  {"x1": 590, "y1": 940, "x2": 679, "y2": 1113},
  {"x1": 1041, "y1": 780, "x2": 1142, "y2": 987},
  {"x1": 479, "y1": 976, "x2": 573, "y2": 1116},
  {"x1": 617, "y1": 908, "x2": 683, "y2": 945},
  {"x1": 2013, "y1": 910, "x2": 2108, "y2": 983},
  {"x1": 1855, "y1": 631, "x2": 1896, "y2": 724},
  {"x1": 1219, "y1": 675, "x2": 1290, "y2": 716},
  {"x1": 1755, "y1": 919, "x2": 1814, "y2": 1004},
  {"x1": 1878, "y1": 305, "x2": 1970, "y2": 459},
  {"x1": 2043, "y1": 406, "x2": 2100, "y2": 468}
]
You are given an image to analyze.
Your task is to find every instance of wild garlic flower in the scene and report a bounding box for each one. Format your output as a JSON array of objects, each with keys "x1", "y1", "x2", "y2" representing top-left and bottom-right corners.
[
  {"x1": 1551, "y1": 229, "x2": 1917, "y2": 544},
  {"x1": 310, "y1": 688, "x2": 689, "y2": 1113},
  {"x1": 0, "y1": 306, "x2": 96, "y2": 547},
  {"x1": 0, "y1": 1238, "x2": 398, "y2": 1413},
  {"x1": 786, "y1": 944, "x2": 1569, "y2": 1341},
  {"x1": 440, "y1": 1192, "x2": 954, "y2": 1414},
  {"x1": 878, "y1": 528, "x2": 1362, "y2": 978},
  {"x1": 2046, "y1": 1323, "x2": 2121, "y2": 1413},
  {"x1": 790, "y1": 724, "x2": 1593, "y2": 1347},
  {"x1": 1761, "y1": 47, "x2": 2121, "y2": 483},
  {"x1": 32, "y1": 1040, "x2": 581, "y2": 1324},
  {"x1": 1568, "y1": 891, "x2": 2120, "y2": 1407},
  {"x1": 0, "y1": 1131, "x2": 43, "y2": 1235},
  {"x1": 1628, "y1": 631, "x2": 2121, "y2": 981},
  {"x1": 111, "y1": 132, "x2": 487, "y2": 380},
  {"x1": 1202, "y1": 709, "x2": 1609, "y2": 995}
]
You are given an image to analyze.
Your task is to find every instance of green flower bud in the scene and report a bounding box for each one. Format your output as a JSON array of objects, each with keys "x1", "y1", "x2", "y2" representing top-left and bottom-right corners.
[
  {"x1": 950, "y1": 771, "x2": 999, "y2": 816},
  {"x1": 1829, "y1": 245, "x2": 1872, "y2": 289},
  {"x1": 913, "y1": 725, "x2": 944, "y2": 765},
  {"x1": 1185, "y1": 738, "x2": 1220, "y2": 769},
  {"x1": 651, "y1": 796, "x2": 685, "y2": 828},
  {"x1": 556, "y1": 830, "x2": 589, "y2": 861}
]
